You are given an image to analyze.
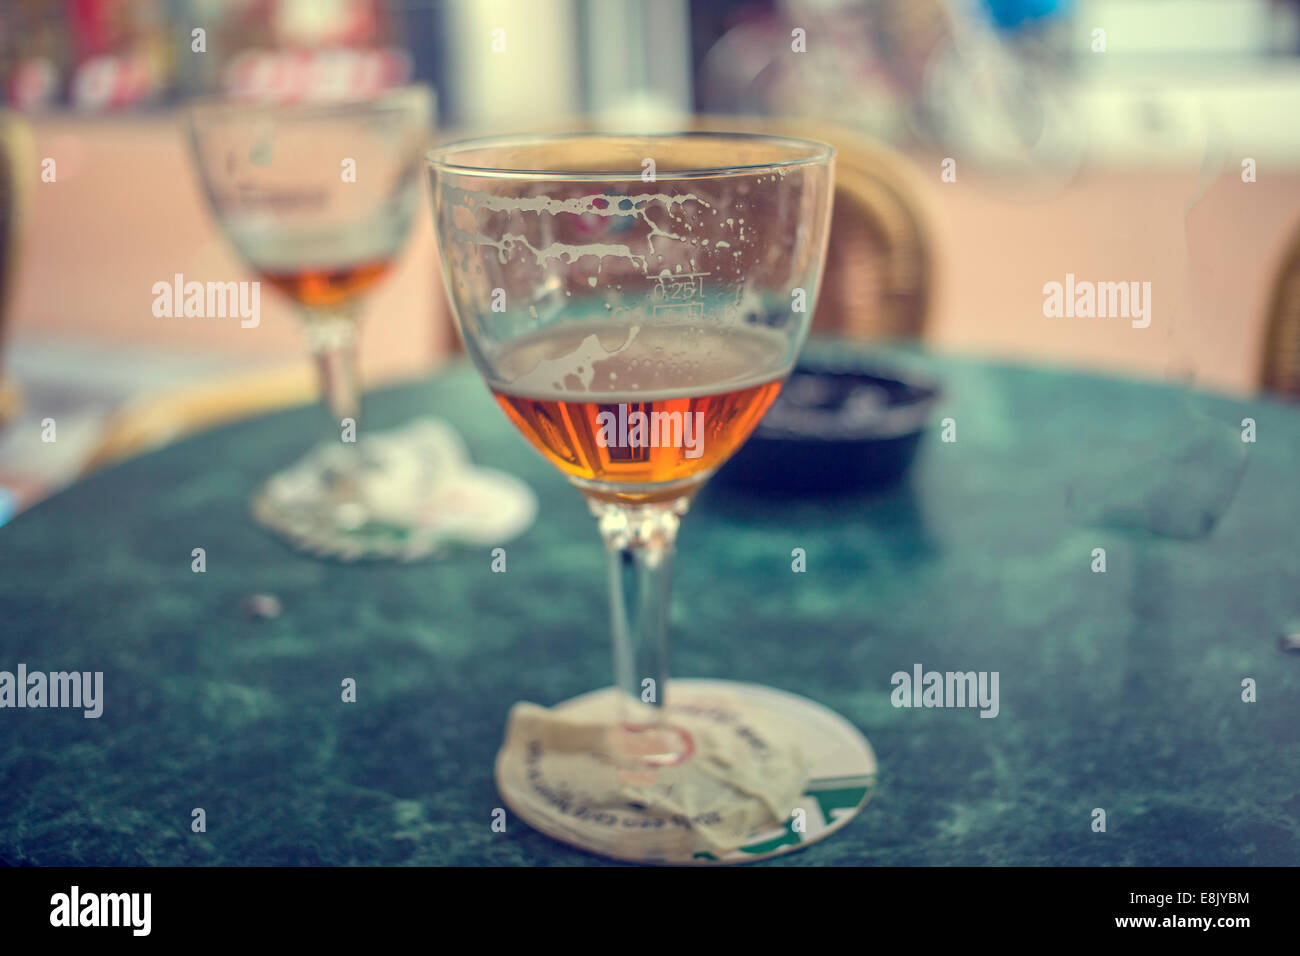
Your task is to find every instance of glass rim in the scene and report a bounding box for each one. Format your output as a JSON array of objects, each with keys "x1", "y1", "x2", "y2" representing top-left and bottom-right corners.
[
  {"x1": 186, "y1": 83, "x2": 432, "y2": 123},
  {"x1": 425, "y1": 131, "x2": 835, "y2": 182}
]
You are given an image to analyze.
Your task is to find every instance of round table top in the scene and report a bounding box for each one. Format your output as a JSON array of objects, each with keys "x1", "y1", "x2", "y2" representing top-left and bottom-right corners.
[{"x1": 2, "y1": 351, "x2": 1298, "y2": 866}]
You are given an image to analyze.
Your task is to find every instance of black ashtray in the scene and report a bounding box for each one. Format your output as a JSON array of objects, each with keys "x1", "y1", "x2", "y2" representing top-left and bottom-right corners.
[{"x1": 717, "y1": 349, "x2": 942, "y2": 495}]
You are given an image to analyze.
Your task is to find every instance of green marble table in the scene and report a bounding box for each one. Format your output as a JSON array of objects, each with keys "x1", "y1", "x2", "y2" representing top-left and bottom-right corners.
[{"x1": 1, "y1": 352, "x2": 1298, "y2": 866}]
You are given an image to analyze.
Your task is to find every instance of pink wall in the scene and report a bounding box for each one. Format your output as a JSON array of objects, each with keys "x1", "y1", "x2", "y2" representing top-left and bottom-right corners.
[
  {"x1": 910, "y1": 154, "x2": 1300, "y2": 396},
  {"x1": 9, "y1": 114, "x2": 1299, "y2": 397}
]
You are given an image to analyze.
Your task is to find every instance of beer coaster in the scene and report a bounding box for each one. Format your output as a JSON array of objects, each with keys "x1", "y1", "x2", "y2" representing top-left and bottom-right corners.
[{"x1": 495, "y1": 679, "x2": 877, "y2": 865}]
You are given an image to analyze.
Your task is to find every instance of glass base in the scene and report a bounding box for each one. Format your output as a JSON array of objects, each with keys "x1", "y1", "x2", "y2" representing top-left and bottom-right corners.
[
  {"x1": 608, "y1": 721, "x2": 696, "y2": 769},
  {"x1": 251, "y1": 418, "x2": 536, "y2": 561},
  {"x1": 495, "y1": 679, "x2": 877, "y2": 865}
]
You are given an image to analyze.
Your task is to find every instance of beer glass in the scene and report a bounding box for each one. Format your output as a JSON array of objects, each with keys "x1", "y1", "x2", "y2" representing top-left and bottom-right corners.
[
  {"x1": 429, "y1": 133, "x2": 859, "y2": 858},
  {"x1": 189, "y1": 87, "x2": 436, "y2": 559}
]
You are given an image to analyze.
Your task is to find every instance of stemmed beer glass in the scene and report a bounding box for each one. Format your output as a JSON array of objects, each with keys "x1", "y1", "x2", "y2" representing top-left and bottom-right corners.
[
  {"x1": 189, "y1": 87, "x2": 438, "y2": 559},
  {"x1": 429, "y1": 133, "x2": 870, "y2": 861}
]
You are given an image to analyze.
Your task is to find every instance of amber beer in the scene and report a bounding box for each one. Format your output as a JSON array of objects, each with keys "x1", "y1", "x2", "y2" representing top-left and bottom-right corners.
[
  {"x1": 490, "y1": 322, "x2": 787, "y2": 501},
  {"x1": 260, "y1": 258, "x2": 393, "y2": 308}
]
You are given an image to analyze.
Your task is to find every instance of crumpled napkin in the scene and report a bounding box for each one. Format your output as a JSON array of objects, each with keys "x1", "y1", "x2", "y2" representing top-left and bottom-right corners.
[{"x1": 257, "y1": 416, "x2": 536, "y2": 560}]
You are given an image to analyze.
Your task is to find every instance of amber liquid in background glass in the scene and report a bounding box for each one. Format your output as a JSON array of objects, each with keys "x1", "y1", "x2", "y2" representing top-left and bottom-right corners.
[
  {"x1": 489, "y1": 322, "x2": 788, "y2": 501},
  {"x1": 260, "y1": 258, "x2": 393, "y2": 308}
]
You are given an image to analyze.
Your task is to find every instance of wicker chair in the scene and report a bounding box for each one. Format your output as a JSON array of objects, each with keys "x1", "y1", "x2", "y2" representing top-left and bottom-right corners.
[
  {"x1": 0, "y1": 111, "x2": 33, "y2": 430},
  {"x1": 787, "y1": 121, "x2": 931, "y2": 342}
]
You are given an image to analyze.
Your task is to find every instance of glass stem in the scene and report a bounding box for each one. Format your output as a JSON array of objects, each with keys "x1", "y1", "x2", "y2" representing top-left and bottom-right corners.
[
  {"x1": 306, "y1": 309, "x2": 361, "y2": 426},
  {"x1": 304, "y1": 309, "x2": 364, "y2": 521},
  {"x1": 592, "y1": 497, "x2": 693, "y2": 765}
]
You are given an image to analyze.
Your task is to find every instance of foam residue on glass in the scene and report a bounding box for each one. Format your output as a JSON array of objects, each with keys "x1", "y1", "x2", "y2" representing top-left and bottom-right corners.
[{"x1": 438, "y1": 179, "x2": 807, "y2": 397}]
